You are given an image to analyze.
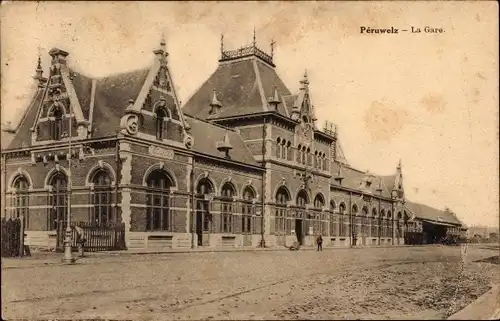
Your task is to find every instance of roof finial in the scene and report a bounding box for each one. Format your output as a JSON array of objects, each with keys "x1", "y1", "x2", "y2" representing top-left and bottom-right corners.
[
  {"x1": 221, "y1": 33, "x2": 224, "y2": 54},
  {"x1": 270, "y1": 39, "x2": 276, "y2": 58},
  {"x1": 398, "y1": 158, "x2": 402, "y2": 169},
  {"x1": 253, "y1": 26, "x2": 256, "y2": 47},
  {"x1": 160, "y1": 32, "x2": 166, "y2": 51}
]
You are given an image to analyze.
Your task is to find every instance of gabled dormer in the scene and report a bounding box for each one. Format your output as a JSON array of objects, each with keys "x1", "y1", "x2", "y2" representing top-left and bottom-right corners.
[{"x1": 120, "y1": 34, "x2": 192, "y2": 149}]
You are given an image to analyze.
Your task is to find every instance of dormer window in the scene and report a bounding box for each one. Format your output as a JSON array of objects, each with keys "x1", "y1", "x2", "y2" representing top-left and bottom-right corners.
[
  {"x1": 50, "y1": 107, "x2": 64, "y2": 141},
  {"x1": 155, "y1": 107, "x2": 168, "y2": 140}
]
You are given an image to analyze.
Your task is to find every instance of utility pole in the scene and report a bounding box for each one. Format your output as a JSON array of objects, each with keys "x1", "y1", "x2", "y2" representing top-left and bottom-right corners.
[{"x1": 62, "y1": 103, "x2": 75, "y2": 264}]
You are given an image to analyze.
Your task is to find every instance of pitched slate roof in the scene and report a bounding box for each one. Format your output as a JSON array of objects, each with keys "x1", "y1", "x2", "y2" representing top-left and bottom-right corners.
[
  {"x1": 182, "y1": 58, "x2": 291, "y2": 119},
  {"x1": 6, "y1": 89, "x2": 45, "y2": 150},
  {"x1": 92, "y1": 68, "x2": 150, "y2": 138},
  {"x1": 405, "y1": 201, "x2": 463, "y2": 226},
  {"x1": 185, "y1": 114, "x2": 260, "y2": 167},
  {"x1": 331, "y1": 161, "x2": 395, "y2": 198},
  {"x1": 70, "y1": 70, "x2": 93, "y2": 120}
]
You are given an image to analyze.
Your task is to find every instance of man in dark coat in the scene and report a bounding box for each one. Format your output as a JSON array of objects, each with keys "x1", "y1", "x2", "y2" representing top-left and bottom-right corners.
[{"x1": 316, "y1": 234, "x2": 323, "y2": 251}]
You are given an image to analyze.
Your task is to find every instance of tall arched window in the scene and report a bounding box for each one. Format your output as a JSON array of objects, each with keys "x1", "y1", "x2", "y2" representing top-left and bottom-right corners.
[
  {"x1": 314, "y1": 194, "x2": 325, "y2": 209},
  {"x1": 12, "y1": 175, "x2": 29, "y2": 228},
  {"x1": 387, "y1": 210, "x2": 392, "y2": 238},
  {"x1": 296, "y1": 145, "x2": 302, "y2": 163},
  {"x1": 330, "y1": 200, "x2": 336, "y2": 212},
  {"x1": 296, "y1": 190, "x2": 308, "y2": 207},
  {"x1": 49, "y1": 172, "x2": 67, "y2": 230},
  {"x1": 301, "y1": 146, "x2": 306, "y2": 164},
  {"x1": 275, "y1": 186, "x2": 289, "y2": 235},
  {"x1": 339, "y1": 202, "x2": 347, "y2": 236},
  {"x1": 276, "y1": 138, "x2": 282, "y2": 159},
  {"x1": 196, "y1": 178, "x2": 214, "y2": 244},
  {"x1": 155, "y1": 107, "x2": 168, "y2": 140},
  {"x1": 50, "y1": 107, "x2": 64, "y2": 141},
  {"x1": 146, "y1": 169, "x2": 173, "y2": 231},
  {"x1": 221, "y1": 183, "x2": 235, "y2": 233},
  {"x1": 286, "y1": 141, "x2": 292, "y2": 160},
  {"x1": 371, "y1": 208, "x2": 378, "y2": 237},
  {"x1": 242, "y1": 186, "x2": 255, "y2": 234},
  {"x1": 380, "y1": 209, "x2": 386, "y2": 237},
  {"x1": 92, "y1": 170, "x2": 112, "y2": 226},
  {"x1": 306, "y1": 147, "x2": 312, "y2": 166},
  {"x1": 362, "y1": 206, "x2": 369, "y2": 235},
  {"x1": 281, "y1": 140, "x2": 286, "y2": 159},
  {"x1": 329, "y1": 200, "x2": 337, "y2": 237}
]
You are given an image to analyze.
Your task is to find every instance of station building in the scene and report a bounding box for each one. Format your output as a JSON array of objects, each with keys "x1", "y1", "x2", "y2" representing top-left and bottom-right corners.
[{"x1": 0, "y1": 35, "x2": 466, "y2": 250}]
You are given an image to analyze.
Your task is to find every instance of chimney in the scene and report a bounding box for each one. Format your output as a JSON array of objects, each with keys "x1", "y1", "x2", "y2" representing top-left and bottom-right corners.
[{"x1": 48, "y1": 48, "x2": 69, "y2": 66}]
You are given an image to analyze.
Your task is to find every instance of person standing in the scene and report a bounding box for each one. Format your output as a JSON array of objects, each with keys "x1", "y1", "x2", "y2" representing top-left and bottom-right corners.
[{"x1": 316, "y1": 234, "x2": 323, "y2": 251}]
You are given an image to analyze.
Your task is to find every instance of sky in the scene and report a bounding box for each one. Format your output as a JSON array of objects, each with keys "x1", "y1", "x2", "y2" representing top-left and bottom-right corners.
[{"x1": 1, "y1": 1, "x2": 498, "y2": 228}]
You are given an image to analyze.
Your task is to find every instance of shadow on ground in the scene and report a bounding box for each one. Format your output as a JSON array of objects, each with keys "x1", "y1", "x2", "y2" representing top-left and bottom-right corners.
[{"x1": 474, "y1": 256, "x2": 500, "y2": 265}]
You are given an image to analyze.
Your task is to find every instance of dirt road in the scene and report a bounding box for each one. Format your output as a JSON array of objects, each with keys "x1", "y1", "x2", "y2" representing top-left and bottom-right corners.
[{"x1": 2, "y1": 245, "x2": 498, "y2": 320}]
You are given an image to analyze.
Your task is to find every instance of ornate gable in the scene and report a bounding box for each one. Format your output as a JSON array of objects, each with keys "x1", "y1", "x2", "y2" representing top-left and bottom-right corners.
[
  {"x1": 14, "y1": 49, "x2": 91, "y2": 147},
  {"x1": 119, "y1": 35, "x2": 192, "y2": 149}
]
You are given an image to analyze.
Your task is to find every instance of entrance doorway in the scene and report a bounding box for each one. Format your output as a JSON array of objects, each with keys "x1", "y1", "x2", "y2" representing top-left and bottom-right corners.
[{"x1": 295, "y1": 219, "x2": 303, "y2": 245}]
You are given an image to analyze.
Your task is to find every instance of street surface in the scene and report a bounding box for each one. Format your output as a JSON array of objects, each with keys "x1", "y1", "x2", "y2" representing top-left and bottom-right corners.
[{"x1": 2, "y1": 245, "x2": 499, "y2": 320}]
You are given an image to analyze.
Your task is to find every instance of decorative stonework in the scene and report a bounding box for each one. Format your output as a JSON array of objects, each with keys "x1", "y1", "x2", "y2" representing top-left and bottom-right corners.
[
  {"x1": 120, "y1": 113, "x2": 139, "y2": 135},
  {"x1": 148, "y1": 145, "x2": 174, "y2": 159}
]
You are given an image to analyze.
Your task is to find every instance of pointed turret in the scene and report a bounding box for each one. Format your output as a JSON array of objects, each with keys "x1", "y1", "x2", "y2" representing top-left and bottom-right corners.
[
  {"x1": 334, "y1": 164, "x2": 344, "y2": 185},
  {"x1": 392, "y1": 159, "x2": 404, "y2": 200},
  {"x1": 268, "y1": 86, "x2": 281, "y2": 110},
  {"x1": 216, "y1": 131, "x2": 233, "y2": 158},
  {"x1": 209, "y1": 90, "x2": 222, "y2": 115}
]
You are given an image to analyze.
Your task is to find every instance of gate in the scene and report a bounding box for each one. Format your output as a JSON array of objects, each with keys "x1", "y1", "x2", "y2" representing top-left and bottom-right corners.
[
  {"x1": 1, "y1": 217, "x2": 25, "y2": 257},
  {"x1": 56, "y1": 221, "x2": 126, "y2": 252}
]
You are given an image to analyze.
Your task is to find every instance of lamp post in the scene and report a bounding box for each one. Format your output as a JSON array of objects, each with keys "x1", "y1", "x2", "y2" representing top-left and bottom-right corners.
[{"x1": 61, "y1": 105, "x2": 75, "y2": 264}]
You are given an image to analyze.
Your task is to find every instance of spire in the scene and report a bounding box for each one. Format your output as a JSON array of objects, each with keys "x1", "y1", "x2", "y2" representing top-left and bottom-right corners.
[
  {"x1": 270, "y1": 39, "x2": 276, "y2": 58},
  {"x1": 253, "y1": 26, "x2": 256, "y2": 47},
  {"x1": 33, "y1": 53, "x2": 43, "y2": 81},
  {"x1": 220, "y1": 33, "x2": 224, "y2": 55},
  {"x1": 160, "y1": 32, "x2": 166, "y2": 51},
  {"x1": 397, "y1": 158, "x2": 402, "y2": 170},
  {"x1": 268, "y1": 86, "x2": 281, "y2": 110}
]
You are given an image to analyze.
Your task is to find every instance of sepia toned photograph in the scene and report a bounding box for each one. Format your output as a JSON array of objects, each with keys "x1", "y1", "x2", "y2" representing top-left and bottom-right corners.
[{"x1": 1, "y1": 1, "x2": 498, "y2": 320}]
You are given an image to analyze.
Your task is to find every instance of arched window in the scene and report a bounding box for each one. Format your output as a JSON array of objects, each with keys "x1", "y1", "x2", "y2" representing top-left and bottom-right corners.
[
  {"x1": 314, "y1": 151, "x2": 318, "y2": 168},
  {"x1": 397, "y1": 211, "x2": 402, "y2": 220},
  {"x1": 339, "y1": 202, "x2": 347, "y2": 236},
  {"x1": 92, "y1": 170, "x2": 112, "y2": 226},
  {"x1": 276, "y1": 138, "x2": 282, "y2": 159},
  {"x1": 221, "y1": 183, "x2": 235, "y2": 233},
  {"x1": 242, "y1": 186, "x2": 255, "y2": 234},
  {"x1": 155, "y1": 107, "x2": 168, "y2": 140},
  {"x1": 314, "y1": 194, "x2": 325, "y2": 209},
  {"x1": 306, "y1": 147, "x2": 312, "y2": 166},
  {"x1": 12, "y1": 175, "x2": 29, "y2": 228},
  {"x1": 50, "y1": 107, "x2": 64, "y2": 141},
  {"x1": 296, "y1": 145, "x2": 302, "y2": 163},
  {"x1": 361, "y1": 206, "x2": 369, "y2": 235},
  {"x1": 371, "y1": 208, "x2": 378, "y2": 236},
  {"x1": 330, "y1": 200, "x2": 336, "y2": 212},
  {"x1": 275, "y1": 186, "x2": 289, "y2": 234},
  {"x1": 146, "y1": 169, "x2": 173, "y2": 231},
  {"x1": 297, "y1": 190, "x2": 309, "y2": 207},
  {"x1": 49, "y1": 172, "x2": 67, "y2": 230},
  {"x1": 286, "y1": 141, "x2": 292, "y2": 160},
  {"x1": 352, "y1": 204, "x2": 358, "y2": 215},
  {"x1": 322, "y1": 153, "x2": 327, "y2": 171},
  {"x1": 301, "y1": 146, "x2": 306, "y2": 164},
  {"x1": 196, "y1": 178, "x2": 214, "y2": 242},
  {"x1": 281, "y1": 140, "x2": 287, "y2": 160}
]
